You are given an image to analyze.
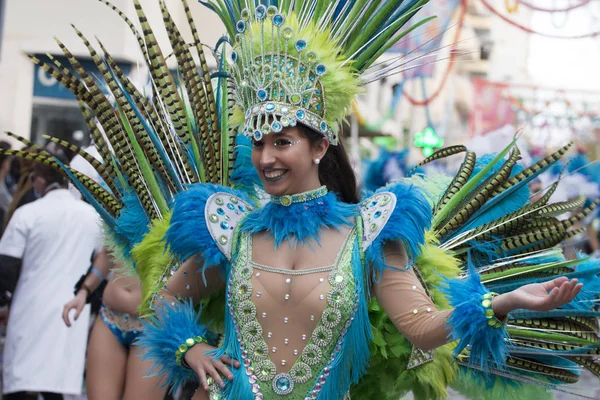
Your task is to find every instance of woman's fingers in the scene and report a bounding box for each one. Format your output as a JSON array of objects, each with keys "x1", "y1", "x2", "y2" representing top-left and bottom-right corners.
[
  {"x1": 62, "y1": 305, "x2": 71, "y2": 327},
  {"x1": 197, "y1": 367, "x2": 210, "y2": 391},
  {"x1": 74, "y1": 303, "x2": 83, "y2": 320},
  {"x1": 561, "y1": 279, "x2": 578, "y2": 303},
  {"x1": 221, "y1": 355, "x2": 240, "y2": 368},
  {"x1": 205, "y1": 364, "x2": 226, "y2": 388},
  {"x1": 542, "y1": 276, "x2": 568, "y2": 291},
  {"x1": 213, "y1": 360, "x2": 234, "y2": 381}
]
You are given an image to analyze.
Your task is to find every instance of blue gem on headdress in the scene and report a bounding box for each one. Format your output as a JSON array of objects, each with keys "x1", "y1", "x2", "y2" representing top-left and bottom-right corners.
[
  {"x1": 220, "y1": 221, "x2": 230, "y2": 230},
  {"x1": 231, "y1": 51, "x2": 238, "y2": 63},
  {"x1": 315, "y1": 64, "x2": 327, "y2": 76},
  {"x1": 296, "y1": 110, "x2": 305, "y2": 120},
  {"x1": 320, "y1": 121, "x2": 328, "y2": 132},
  {"x1": 265, "y1": 102, "x2": 275, "y2": 112},
  {"x1": 236, "y1": 21, "x2": 246, "y2": 33},
  {"x1": 273, "y1": 14, "x2": 285, "y2": 26},
  {"x1": 217, "y1": 208, "x2": 225, "y2": 215},
  {"x1": 257, "y1": 89, "x2": 268, "y2": 101},
  {"x1": 295, "y1": 39, "x2": 307, "y2": 52},
  {"x1": 290, "y1": 118, "x2": 297, "y2": 127},
  {"x1": 315, "y1": 104, "x2": 322, "y2": 111},
  {"x1": 254, "y1": 130, "x2": 263, "y2": 141},
  {"x1": 271, "y1": 121, "x2": 282, "y2": 132},
  {"x1": 255, "y1": 5, "x2": 267, "y2": 20}
]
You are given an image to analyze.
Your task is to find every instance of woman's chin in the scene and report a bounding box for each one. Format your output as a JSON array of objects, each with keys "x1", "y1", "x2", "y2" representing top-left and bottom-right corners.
[{"x1": 261, "y1": 180, "x2": 288, "y2": 197}]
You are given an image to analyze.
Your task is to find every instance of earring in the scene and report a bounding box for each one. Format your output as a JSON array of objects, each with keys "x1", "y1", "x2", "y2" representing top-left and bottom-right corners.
[{"x1": 314, "y1": 158, "x2": 320, "y2": 165}]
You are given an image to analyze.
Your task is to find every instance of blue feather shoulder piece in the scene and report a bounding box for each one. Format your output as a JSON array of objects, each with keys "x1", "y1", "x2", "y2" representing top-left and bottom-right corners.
[
  {"x1": 361, "y1": 181, "x2": 432, "y2": 281},
  {"x1": 166, "y1": 184, "x2": 254, "y2": 271}
]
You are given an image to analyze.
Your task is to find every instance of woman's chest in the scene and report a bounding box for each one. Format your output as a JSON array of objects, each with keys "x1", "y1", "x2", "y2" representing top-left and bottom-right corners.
[{"x1": 224, "y1": 230, "x2": 358, "y2": 398}]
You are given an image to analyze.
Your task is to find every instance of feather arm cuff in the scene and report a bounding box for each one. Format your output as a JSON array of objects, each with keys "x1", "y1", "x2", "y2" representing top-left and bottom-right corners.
[
  {"x1": 440, "y1": 265, "x2": 509, "y2": 373},
  {"x1": 136, "y1": 299, "x2": 219, "y2": 390}
]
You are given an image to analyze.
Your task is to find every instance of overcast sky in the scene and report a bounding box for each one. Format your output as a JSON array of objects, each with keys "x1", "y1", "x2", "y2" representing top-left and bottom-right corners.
[{"x1": 528, "y1": 3, "x2": 600, "y2": 91}]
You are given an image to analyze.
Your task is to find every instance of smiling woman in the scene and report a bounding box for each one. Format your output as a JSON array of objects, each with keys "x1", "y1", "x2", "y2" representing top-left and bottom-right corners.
[
  {"x1": 251, "y1": 125, "x2": 359, "y2": 204},
  {"x1": 5, "y1": 1, "x2": 600, "y2": 400}
]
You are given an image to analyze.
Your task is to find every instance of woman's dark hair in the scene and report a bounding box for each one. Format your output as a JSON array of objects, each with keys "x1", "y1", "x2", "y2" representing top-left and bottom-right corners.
[{"x1": 300, "y1": 125, "x2": 359, "y2": 204}]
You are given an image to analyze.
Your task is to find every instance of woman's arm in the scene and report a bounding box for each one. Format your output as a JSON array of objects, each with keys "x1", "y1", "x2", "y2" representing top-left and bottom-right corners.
[
  {"x1": 374, "y1": 241, "x2": 583, "y2": 352},
  {"x1": 373, "y1": 241, "x2": 451, "y2": 351},
  {"x1": 156, "y1": 255, "x2": 225, "y2": 307},
  {"x1": 62, "y1": 248, "x2": 112, "y2": 327}
]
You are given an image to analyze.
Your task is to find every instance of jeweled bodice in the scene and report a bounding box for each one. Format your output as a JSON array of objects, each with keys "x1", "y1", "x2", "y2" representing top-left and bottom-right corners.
[{"x1": 215, "y1": 229, "x2": 357, "y2": 399}]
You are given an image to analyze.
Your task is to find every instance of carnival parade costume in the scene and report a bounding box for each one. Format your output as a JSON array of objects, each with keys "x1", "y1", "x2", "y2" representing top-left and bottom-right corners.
[{"x1": 4, "y1": 1, "x2": 600, "y2": 399}]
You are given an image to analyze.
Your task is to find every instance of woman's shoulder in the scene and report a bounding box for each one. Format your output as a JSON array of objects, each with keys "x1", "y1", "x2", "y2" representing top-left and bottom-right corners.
[{"x1": 358, "y1": 182, "x2": 432, "y2": 276}]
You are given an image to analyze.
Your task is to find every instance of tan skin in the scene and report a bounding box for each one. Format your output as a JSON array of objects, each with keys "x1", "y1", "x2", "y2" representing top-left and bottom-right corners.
[
  {"x1": 63, "y1": 250, "x2": 167, "y2": 400},
  {"x1": 161, "y1": 126, "x2": 583, "y2": 398}
]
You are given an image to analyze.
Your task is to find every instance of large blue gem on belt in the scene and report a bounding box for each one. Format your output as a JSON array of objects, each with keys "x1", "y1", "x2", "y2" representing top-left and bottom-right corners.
[{"x1": 273, "y1": 373, "x2": 294, "y2": 395}]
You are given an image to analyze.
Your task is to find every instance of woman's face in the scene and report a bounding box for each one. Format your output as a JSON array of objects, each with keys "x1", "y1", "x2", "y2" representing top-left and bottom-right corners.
[{"x1": 251, "y1": 126, "x2": 328, "y2": 197}]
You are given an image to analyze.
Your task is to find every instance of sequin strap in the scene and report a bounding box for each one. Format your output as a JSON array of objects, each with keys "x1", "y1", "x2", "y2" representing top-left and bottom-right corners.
[
  {"x1": 359, "y1": 191, "x2": 396, "y2": 251},
  {"x1": 205, "y1": 192, "x2": 254, "y2": 260}
]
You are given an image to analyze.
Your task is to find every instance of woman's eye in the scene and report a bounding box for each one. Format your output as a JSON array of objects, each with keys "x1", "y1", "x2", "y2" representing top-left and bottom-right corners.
[{"x1": 274, "y1": 139, "x2": 293, "y2": 147}]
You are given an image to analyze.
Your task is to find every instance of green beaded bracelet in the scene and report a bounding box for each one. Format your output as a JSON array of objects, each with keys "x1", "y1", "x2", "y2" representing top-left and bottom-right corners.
[
  {"x1": 481, "y1": 292, "x2": 505, "y2": 329},
  {"x1": 175, "y1": 336, "x2": 207, "y2": 367}
]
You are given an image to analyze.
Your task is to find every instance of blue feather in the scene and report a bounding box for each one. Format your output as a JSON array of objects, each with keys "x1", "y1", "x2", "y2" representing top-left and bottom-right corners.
[
  {"x1": 230, "y1": 135, "x2": 262, "y2": 197},
  {"x1": 136, "y1": 299, "x2": 219, "y2": 392},
  {"x1": 240, "y1": 191, "x2": 355, "y2": 248},
  {"x1": 210, "y1": 249, "x2": 255, "y2": 400},
  {"x1": 456, "y1": 154, "x2": 530, "y2": 235},
  {"x1": 316, "y1": 239, "x2": 372, "y2": 399},
  {"x1": 509, "y1": 309, "x2": 600, "y2": 319},
  {"x1": 112, "y1": 185, "x2": 151, "y2": 258},
  {"x1": 439, "y1": 261, "x2": 509, "y2": 373},
  {"x1": 562, "y1": 257, "x2": 600, "y2": 311},
  {"x1": 364, "y1": 182, "x2": 432, "y2": 282},
  {"x1": 466, "y1": 163, "x2": 553, "y2": 227}
]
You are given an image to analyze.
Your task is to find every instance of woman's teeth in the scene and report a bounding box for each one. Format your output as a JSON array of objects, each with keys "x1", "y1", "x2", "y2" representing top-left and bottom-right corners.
[{"x1": 264, "y1": 170, "x2": 286, "y2": 181}]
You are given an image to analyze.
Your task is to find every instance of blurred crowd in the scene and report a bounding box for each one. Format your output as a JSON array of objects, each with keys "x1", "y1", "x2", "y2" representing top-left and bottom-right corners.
[{"x1": 0, "y1": 142, "x2": 199, "y2": 400}]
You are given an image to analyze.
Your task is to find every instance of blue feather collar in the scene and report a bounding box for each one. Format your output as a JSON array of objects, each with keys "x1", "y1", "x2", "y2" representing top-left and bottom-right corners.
[{"x1": 239, "y1": 190, "x2": 356, "y2": 248}]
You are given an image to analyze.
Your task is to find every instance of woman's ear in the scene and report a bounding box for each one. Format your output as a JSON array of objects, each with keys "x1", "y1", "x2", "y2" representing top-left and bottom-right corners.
[{"x1": 312, "y1": 137, "x2": 330, "y2": 161}]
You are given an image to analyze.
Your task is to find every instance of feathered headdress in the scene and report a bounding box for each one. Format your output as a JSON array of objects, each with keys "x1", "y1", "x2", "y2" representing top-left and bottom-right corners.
[{"x1": 205, "y1": 0, "x2": 434, "y2": 144}]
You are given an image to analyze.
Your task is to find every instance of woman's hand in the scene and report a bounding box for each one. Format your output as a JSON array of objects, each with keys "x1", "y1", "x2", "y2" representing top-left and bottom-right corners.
[
  {"x1": 184, "y1": 342, "x2": 240, "y2": 392},
  {"x1": 493, "y1": 277, "x2": 583, "y2": 318},
  {"x1": 62, "y1": 290, "x2": 87, "y2": 327}
]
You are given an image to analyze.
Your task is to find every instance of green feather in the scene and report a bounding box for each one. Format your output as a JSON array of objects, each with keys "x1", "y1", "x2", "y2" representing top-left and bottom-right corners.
[
  {"x1": 507, "y1": 328, "x2": 600, "y2": 346},
  {"x1": 433, "y1": 138, "x2": 518, "y2": 230},
  {"x1": 118, "y1": 109, "x2": 169, "y2": 215},
  {"x1": 480, "y1": 257, "x2": 587, "y2": 284}
]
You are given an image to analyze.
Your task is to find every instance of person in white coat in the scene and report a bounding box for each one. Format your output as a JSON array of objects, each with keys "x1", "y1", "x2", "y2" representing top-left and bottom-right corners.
[{"x1": 0, "y1": 158, "x2": 102, "y2": 399}]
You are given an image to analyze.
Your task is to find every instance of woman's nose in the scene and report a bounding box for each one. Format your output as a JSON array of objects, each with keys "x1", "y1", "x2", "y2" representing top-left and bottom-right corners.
[{"x1": 259, "y1": 145, "x2": 276, "y2": 166}]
